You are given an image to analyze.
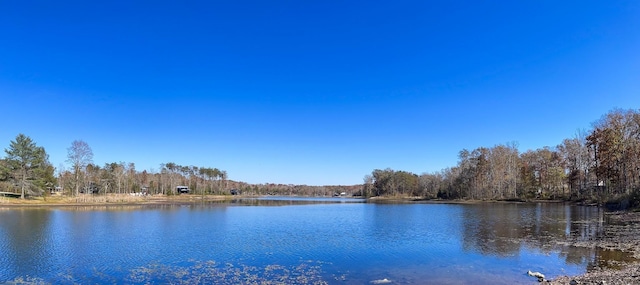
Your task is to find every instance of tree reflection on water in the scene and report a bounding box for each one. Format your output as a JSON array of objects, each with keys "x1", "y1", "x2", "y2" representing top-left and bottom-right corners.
[{"x1": 460, "y1": 203, "x2": 635, "y2": 270}]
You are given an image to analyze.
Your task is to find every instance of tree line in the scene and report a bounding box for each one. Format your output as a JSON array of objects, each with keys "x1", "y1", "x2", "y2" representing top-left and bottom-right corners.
[
  {"x1": 3, "y1": 108, "x2": 639, "y2": 203},
  {"x1": 1, "y1": 135, "x2": 357, "y2": 198},
  {"x1": 57, "y1": 161, "x2": 231, "y2": 196},
  {"x1": 364, "y1": 109, "x2": 640, "y2": 207},
  {"x1": 0, "y1": 135, "x2": 232, "y2": 198}
]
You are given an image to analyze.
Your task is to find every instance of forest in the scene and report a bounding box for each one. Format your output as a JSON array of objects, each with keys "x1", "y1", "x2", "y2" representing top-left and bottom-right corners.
[
  {"x1": 363, "y1": 109, "x2": 640, "y2": 208},
  {"x1": 2, "y1": 109, "x2": 640, "y2": 207},
  {"x1": 0, "y1": 137, "x2": 357, "y2": 198}
]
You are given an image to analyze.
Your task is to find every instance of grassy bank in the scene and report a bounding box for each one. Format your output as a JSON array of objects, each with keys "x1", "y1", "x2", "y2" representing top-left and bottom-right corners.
[{"x1": 0, "y1": 193, "x2": 240, "y2": 207}]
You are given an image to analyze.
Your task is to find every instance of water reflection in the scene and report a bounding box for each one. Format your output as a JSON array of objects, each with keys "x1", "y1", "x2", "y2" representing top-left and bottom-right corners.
[
  {"x1": 251, "y1": 196, "x2": 365, "y2": 205},
  {"x1": 0, "y1": 209, "x2": 53, "y2": 279},
  {"x1": 459, "y1": 203, "x2": 634, "y2": 271},
  {"x1": 0, "y1": 201, "x2": 636, "y2": 284}
]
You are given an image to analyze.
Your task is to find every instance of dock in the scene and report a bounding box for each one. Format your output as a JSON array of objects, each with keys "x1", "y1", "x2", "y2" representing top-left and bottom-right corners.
[{"x1": 0, "y1": 192, "x2": 22, "y2": 198}]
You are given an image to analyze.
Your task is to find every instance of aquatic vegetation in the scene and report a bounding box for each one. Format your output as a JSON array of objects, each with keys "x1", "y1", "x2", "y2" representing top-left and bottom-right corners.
[
  {"x1": 126, "y1": 260, "x2": 329, "y2": 285},
  {"x1": 4, "y1": 276, "x2": 48, "y2": 285},
  {"x1": 4, "y1": 260, "x2": 331, "y2": 285}
]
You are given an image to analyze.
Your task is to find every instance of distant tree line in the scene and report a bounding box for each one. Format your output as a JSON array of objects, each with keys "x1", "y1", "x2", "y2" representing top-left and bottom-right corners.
[
  {"x1": 365, "y1": 109, "x2": 640, "y2": 207},
  {"x1": 235, "y1": 183, "x2": 361, "y2": 197}
]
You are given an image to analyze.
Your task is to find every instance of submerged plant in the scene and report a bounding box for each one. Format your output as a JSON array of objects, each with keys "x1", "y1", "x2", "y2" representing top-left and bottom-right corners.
[{"x1": 125, "y1": 260, "x2": 330, "y2": 285}]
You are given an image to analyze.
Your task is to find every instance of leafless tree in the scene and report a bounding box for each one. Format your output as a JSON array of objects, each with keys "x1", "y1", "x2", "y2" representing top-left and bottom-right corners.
[{"x1": 66, "y1": 140, "x2": 93, "y2": 196}]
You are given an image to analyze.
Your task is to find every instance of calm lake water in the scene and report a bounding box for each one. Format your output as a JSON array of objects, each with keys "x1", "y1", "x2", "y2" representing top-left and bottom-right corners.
[{"x1": 0, "y1": 198, "x2": 628, "y2": 284}]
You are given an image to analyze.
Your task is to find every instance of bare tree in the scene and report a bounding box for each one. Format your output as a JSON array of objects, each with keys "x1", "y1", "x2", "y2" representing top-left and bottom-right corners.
[{"x1": 66, "y1": 140, "x2": 93, "y2": 196}]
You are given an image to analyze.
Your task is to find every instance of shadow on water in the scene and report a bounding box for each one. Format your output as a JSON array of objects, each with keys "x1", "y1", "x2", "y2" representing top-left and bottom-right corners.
[{"x1": 0, "y1": 209, "x2": 53, "y2": 281}]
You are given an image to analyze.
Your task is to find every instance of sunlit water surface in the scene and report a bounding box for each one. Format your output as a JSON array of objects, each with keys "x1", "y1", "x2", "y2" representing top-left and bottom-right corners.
[{"x1": 0, "y1": 198, "x2": 625, "y2": 284}]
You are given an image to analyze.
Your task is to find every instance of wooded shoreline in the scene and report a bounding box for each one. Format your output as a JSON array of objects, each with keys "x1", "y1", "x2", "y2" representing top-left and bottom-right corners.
[
  {"x1": 3, "y1": 109, "x2": 640, "y2": 211},
  {"x1": 0, "y1": 193, "x2": 628, "y2": 207},
  {"x1": 0, "y1": 193, "x2": 597, "y2": 207}
]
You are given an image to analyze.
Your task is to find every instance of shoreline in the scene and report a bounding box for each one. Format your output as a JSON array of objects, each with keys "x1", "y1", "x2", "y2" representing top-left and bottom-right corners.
[
  {"x1": 549, "y1": 212, "x2": 640, "y2": 284},
  {"x1": 549, "y1": 210, "x2": 640, "y2": 284},
  {"x1": 368, "y1": 196, "x2": 581, "y2": 205},
  {"x1": 0, "y1": 194, "x2": 241, "y2": 208},
  {"x1": 0, "y1": 194, "x2": 606, "y2": 207}
]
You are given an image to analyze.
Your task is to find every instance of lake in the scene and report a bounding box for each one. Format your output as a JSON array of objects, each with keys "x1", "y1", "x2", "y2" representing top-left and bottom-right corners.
[{"x1": 0, "y1": 198, "x2": 628, "y2": 284}]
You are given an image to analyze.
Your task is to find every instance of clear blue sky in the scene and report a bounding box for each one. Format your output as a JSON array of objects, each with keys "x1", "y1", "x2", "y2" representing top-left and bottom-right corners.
[{"x1": 1, "y1": 1, "x2": 639, "y2": 185}]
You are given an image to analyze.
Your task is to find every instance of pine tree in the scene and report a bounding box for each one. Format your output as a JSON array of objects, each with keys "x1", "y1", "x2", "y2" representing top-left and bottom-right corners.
[{"x1": 4, "y1": 134, "x2": 49, "y2": 199}]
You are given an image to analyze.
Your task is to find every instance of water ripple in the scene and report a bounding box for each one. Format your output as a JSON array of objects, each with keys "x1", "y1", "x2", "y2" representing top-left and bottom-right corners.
[{"x1": 0, "y1": 201, "x2": 624, "y2": 284}]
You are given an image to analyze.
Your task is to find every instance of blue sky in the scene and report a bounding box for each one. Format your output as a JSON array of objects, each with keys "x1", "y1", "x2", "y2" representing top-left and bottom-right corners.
[{"x1": 1, "y1": 1, "x2": 639, "y2": 185}]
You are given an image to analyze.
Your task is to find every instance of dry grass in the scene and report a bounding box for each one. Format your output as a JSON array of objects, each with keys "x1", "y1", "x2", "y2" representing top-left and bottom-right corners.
[
  {"x1": 0, "y1": 194, "x2": 148, "y2": 206},
  {"x1": 0, "y1": 193, "x2": 237, "y2": 207},
  {"x1": 71, "y1": 194, "x2": 148, "y2": 204}
]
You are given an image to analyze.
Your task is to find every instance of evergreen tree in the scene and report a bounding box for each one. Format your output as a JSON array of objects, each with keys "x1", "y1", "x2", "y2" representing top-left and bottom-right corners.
[{"x1": 4, "y1": 134, "x2": 50, "y2": 199}]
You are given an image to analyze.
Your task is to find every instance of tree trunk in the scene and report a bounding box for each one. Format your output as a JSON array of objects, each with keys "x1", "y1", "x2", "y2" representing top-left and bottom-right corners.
[
  {"x1": 75, "y1": 167, "x2": 80, "y2": 197},
  {"x1": 21, "y1": 168, "x2": 26, "y2": 199}
]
